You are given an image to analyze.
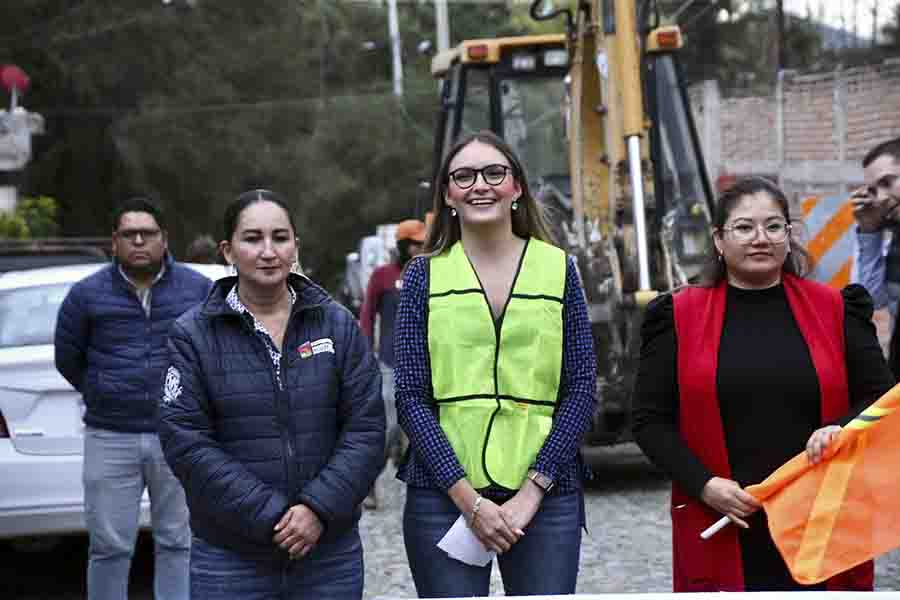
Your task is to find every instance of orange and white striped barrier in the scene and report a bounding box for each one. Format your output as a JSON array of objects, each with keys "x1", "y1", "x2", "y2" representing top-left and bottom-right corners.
[{"x1": 800, "y1": 194, "x2": 856, "y2": 289}]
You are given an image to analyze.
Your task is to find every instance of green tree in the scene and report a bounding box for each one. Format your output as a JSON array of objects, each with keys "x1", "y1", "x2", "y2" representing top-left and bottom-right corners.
[
  {"x1": 0, "y1": 195, "x2": 60, "y2": 239},
  {"x1": 0, "y1": 213, "x2": 30, "y2": 239},
  {"x1": 17, "y1": 195, "x2": 60, "y2": 237}
]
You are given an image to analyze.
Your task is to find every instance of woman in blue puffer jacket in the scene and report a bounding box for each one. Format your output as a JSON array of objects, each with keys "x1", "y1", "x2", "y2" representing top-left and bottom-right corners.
[{"x1": 159, "y1": 189, "x2": 385, "y2": 600}]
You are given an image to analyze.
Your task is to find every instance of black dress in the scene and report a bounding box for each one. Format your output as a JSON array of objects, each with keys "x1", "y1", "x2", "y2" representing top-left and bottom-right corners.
[{"x1": 633, "y1": 283, "x2": 895, "y2": 591}]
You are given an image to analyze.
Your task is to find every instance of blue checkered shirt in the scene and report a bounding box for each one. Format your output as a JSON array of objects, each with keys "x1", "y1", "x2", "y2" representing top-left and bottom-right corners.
[{"x1": 394, "y1": 251, "x2": 597, "y2": 496}]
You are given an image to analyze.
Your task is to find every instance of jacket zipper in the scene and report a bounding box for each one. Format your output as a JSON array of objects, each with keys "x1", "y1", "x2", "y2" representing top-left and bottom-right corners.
[{"x1": 244, "y1": 314, "x2": 298, "y2": 505}]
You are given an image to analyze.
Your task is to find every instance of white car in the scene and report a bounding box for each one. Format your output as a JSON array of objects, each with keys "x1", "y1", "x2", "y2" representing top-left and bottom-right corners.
[{"x1": 0, "y1": 262, "x2": 228, "y2": 549}]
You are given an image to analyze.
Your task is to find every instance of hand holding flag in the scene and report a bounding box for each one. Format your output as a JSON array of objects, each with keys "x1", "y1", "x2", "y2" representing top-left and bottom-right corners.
[{"x1": 702, "y1": 383, "x2": 900, "y2": 585}]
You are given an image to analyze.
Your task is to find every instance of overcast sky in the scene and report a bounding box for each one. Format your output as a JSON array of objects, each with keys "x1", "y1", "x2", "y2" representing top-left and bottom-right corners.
[{"x1": 783, "y1": 0, "x2": 880, "y2": 41}]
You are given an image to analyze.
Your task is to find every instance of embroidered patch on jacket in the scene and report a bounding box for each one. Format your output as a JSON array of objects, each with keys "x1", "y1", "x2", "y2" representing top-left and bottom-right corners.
[
  {"x1": 298, "y1": 338, "x2": 335, "y2": 358},
  {"x1": 163, "y1": 366, "x2": 183, "y2": 405}
]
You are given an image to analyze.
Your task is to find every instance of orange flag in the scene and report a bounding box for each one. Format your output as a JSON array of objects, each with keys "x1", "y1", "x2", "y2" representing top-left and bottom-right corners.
[{"x1": 746, "y1": 383, "x2": 900, "y2": 585}]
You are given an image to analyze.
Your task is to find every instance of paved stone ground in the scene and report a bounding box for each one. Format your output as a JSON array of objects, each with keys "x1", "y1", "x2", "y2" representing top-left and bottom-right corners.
[
  {"x1": 361, "y1": 444, "x2": 900, "y2": 599},
  {"x1": 3, "y1": 443, "x2": 898, "y2": 598}
]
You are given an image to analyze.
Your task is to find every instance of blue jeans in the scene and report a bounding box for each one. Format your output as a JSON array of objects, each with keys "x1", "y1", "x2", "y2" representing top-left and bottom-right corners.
[
  {"x1": 403, "y1": 487, "x2": 583, "y2": 598},
  {"x1": 83, "y1": 427, "x2": 190, "y2": 600},
  {"x1": 190, "y1": 527, "x2": 364, "y2": 600}
]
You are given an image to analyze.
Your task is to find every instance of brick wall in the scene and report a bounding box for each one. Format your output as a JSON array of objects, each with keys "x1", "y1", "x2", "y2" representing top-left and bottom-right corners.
[{"x1": 692, "y1": 59, "x2": 900, "y2": 196}]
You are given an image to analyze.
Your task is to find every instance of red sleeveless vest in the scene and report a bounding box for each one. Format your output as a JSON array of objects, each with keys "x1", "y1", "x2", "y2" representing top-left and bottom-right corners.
[{"x1": 670, "y1": 274, "x2": 873, "y2": 592}]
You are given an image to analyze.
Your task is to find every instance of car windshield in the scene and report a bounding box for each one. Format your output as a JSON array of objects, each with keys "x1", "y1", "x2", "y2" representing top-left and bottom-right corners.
[{"x1": 0, "y1": 283, "x2": 71, "y2": 348}]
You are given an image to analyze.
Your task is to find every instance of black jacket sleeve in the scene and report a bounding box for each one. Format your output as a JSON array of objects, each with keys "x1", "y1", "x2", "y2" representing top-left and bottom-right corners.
[
  {"x1": 840, "y1": 284, "x2": 895, "y2": 423},
  {"x1": 158, "y1": 319, "x2": 291, "y2": 546},
  {"x1": 296, "y1": 307, "x2": 385, "y2": 524},
  {"x1": 632, "y1": 294, "x2": 714, "y2": 500}
]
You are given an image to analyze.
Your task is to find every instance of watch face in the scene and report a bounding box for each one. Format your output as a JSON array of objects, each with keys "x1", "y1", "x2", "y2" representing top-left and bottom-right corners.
[{"x1": 530, "y1": 471, "x2": 551, "y2": 491}]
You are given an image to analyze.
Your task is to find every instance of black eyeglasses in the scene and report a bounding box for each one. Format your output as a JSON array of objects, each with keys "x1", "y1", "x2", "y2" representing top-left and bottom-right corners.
[
  {"x1": 117, "y1": 228, "x2": 162, "y2": 242},
  {"x1": 448, "y1": 164, "x2": 511, "y2": 189}
]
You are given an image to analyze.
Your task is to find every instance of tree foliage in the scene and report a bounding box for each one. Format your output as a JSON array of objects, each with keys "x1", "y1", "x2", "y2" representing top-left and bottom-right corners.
[
  {"x1": 0, "y1": 1, "x2": 528, "y2": 288},
  {"x1": 0, "y1": 195, "x2": 59, "y2": 239}
]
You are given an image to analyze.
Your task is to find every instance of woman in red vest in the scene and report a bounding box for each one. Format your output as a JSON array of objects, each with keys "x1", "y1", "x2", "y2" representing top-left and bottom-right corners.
[{"x1": 633, "y1": 177, "x2": 894, "y2": 592}]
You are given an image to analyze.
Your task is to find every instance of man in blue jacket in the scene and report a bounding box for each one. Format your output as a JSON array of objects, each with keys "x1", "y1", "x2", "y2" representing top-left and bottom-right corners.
[
  {"x1": 853, "y1": 137, "x2": 900, "y2": 377},
  {"x1": 55, "y1": 197, "x2": 212, "y2": 600}
]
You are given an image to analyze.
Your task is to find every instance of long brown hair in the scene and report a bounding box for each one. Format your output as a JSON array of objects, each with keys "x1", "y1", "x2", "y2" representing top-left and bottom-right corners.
[
  {"x1": 699, "y1": 176, "x2": 812, "y2": 286},
  {"x1": 422, "y1": 130, "x2": 556, "y2": 256}
]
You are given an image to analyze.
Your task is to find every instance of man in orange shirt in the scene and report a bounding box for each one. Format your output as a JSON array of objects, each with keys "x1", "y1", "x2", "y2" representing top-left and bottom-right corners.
[{"x1": 360, "y1": 219, "x2": 426, "y2": 509}]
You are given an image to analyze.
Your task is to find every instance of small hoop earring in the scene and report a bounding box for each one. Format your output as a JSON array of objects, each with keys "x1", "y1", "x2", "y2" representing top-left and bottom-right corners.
[
  {"x1": 512, "y1": 200, "x2": 519, "y2": 211},
  {"x1": 450, "y1": 208, "x2": 457, "y2": 217}
]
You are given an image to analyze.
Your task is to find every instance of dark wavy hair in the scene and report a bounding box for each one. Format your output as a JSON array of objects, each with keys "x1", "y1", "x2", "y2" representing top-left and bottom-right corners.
[
  {"x1": 422, "y1": 130, "x2": 556, "y2": 256},
  {"x1": 699, "y1": 176, "x2": 812, "y2": 286}
]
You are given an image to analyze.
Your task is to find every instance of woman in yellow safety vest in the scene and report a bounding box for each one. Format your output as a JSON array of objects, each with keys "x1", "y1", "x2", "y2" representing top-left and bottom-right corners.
[{"x1": 394, "y1": 130, "x2": 597, "y2": 597}]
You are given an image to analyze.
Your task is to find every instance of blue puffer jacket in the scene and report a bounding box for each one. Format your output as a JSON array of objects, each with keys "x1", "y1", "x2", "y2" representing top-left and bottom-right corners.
[
  {"x1": 158, "y1": 274, "x2": 385, "y2": 555},
  {"x1": 54, "y1": 255, "x2": 212, "y2": 433}
]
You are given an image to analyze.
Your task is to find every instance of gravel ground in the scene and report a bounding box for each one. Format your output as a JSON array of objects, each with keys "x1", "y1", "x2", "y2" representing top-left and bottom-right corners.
[{"x1": 361, "y1": 443, "x2": 900, "y2": 599}]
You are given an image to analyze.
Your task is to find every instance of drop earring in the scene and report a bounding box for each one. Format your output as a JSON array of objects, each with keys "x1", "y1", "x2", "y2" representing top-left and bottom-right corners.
[
  {"x1": 512, "y1": 200, "x2": 519, "y2": 211},
  {"x1": 451, "y1": 208, "x2": 457, "y2": 217}
]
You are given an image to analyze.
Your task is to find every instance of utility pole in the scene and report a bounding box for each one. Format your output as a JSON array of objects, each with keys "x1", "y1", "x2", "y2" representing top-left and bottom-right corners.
[
  {"x1": 775, "y1": 0, "x2": 786, "y2": 73},
  {"x1": 840, "y1": 2, "x2": 847, "y2": 50},
  {"x1": 387, "y1": 0, "x2": 403, "y2": 97},
  {"x1": 872, "y1": 1, "x2": 879, "y2": 48},
  {"x1": 435, "y1": 0, "x2": 450, "y2": 53}
]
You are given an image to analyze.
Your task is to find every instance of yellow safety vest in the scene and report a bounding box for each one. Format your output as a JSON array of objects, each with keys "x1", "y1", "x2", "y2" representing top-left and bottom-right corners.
[{"x1": 428, "y1": 238, "x2": 566, "y2": 490}]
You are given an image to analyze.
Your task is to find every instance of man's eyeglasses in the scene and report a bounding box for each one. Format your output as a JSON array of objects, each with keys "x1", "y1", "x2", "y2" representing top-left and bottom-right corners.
[
  {"x1": 448, "y1": 164, "x2": 511, "y2": 189},
  {"x1": 117, "y1": 228, "x2": 162, "y2": 242},
  {"x1": 721, "y1": 219, "x2": 791, "y2": 244}
]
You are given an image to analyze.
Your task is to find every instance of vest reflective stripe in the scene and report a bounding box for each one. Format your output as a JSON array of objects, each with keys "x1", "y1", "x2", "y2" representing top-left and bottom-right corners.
[{"x1": 428, "y1": 239, "x2": 566, "y2": 490}]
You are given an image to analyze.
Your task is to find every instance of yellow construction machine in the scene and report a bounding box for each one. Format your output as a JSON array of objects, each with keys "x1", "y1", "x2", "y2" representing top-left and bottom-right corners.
[{"x1": 430, "y1": 0, "x2": 715, "y2": 445}]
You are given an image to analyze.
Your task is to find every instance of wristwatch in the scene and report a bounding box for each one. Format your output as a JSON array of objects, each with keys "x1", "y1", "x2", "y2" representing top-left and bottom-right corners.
[{"x1": 527, "y1": 469, "x2": 554, "y2": 493}]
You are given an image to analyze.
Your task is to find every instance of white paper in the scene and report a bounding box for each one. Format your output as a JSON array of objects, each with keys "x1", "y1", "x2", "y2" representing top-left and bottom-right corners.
[{"x1": 436, "y1": 515, "x2": 496, "y2": 567}]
